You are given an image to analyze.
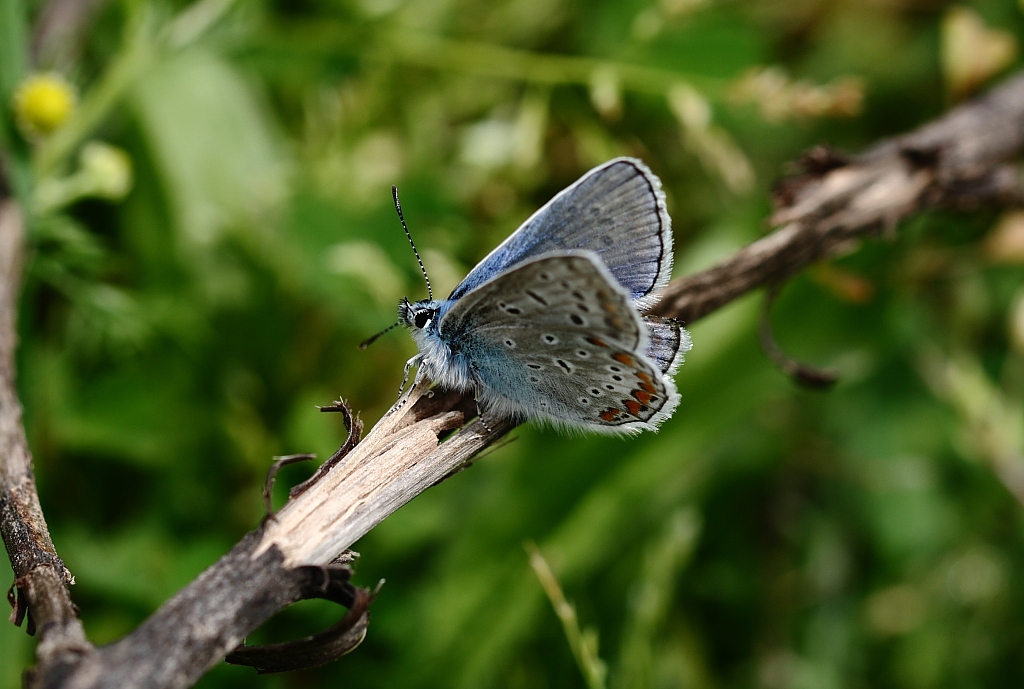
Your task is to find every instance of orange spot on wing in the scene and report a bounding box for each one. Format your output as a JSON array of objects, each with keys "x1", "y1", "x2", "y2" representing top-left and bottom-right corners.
[
  {"x1": 636, "y1": 371, "x2": 652, "y2": 384},
  {"x1": 624, "y1": 399, "x2": 642, "y2": 416},
  {"x1": 631, "y1": 390, "x2": 652, "y2": 404},
  {"x1": 599, "y1": 408, "x2": 619, "y2": 422},
  {"x1": 639, "y1": 382, "x2": 656, "y2": 394},
  {"x1": 613, "y1": 353, "x2": 635, "y2": 366},
  {"x1": 587, "y1": 337, "x2": 609, "y2": 348}
]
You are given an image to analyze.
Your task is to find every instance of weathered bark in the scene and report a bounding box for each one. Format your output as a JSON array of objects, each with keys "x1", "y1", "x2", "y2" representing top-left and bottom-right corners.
[
  {"x1": 0, "y1": 198, "x2": 92, "y2": 681},
  {"x1": 5, "y1": 69, "x2": 1024, "y2": 689}
]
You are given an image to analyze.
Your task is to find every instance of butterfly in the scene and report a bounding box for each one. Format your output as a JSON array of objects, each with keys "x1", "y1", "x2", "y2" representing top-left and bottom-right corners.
[{"x1": 374, "y1": 157, "x2": 691, "y2": 434}]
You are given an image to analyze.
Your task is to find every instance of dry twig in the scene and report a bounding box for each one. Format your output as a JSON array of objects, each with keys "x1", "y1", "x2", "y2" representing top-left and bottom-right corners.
[{"x1": 0, "y1": 197, "x2": 93, "y2": 682}]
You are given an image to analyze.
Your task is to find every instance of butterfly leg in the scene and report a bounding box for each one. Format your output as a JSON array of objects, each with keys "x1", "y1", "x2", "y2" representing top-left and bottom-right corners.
[
  {"x1": 475, "y1": 397, "x2": 492, "y2": 433},
  {"x1": 396, "y1": 354, "x2": 422, "y2": 403}
]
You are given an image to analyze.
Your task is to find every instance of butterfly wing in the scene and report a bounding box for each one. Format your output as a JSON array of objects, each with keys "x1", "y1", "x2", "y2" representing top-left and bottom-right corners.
[
  {"x1": 439, "y1": 252, "x2": 679, "y2": 433},
  {"x1": 643, "y1": 316, "x2": 692, "y2": 376},
  {"x1": 449, "y1": 158, "x2": 673, "y2": 309}
]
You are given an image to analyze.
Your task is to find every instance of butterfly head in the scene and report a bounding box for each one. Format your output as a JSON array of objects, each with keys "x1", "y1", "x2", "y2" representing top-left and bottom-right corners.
[
  {"x1": 360, "y1": 187, "x2": 442, "y2": 351},
  {"x1": 398, "y1": 297, "x2": 440, "y2": 331}
]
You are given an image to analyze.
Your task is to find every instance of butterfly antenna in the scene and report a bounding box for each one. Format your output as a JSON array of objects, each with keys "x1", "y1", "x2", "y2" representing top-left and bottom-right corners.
[
  {"x1": 359, "y1": 322, "x2": 401, "y2": 350},
  {"x1": 392, "y1": 185, "x2": 433, "y2": 300}
]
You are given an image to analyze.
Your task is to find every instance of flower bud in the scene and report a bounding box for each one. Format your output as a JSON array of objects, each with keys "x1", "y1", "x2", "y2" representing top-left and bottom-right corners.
[
  {"x1": 79, "y1": 142, "x2": 132, "y2": 200},
  {"x1": 12, "y1": 73, "x2": 77, "y2": 137}
]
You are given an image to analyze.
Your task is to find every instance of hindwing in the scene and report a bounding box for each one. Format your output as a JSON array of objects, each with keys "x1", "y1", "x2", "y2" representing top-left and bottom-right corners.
[{"x1": 439, "y1": 252, "x2": 679, "y2": 432}]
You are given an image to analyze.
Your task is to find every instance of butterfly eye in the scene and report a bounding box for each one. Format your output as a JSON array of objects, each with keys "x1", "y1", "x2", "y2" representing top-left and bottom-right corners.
[{"x1": 414, "y1": 311, "x2": 432, "y2": 328}]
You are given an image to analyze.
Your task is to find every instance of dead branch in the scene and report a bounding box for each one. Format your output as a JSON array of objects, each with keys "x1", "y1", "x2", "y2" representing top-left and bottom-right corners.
[
  {"x1": 5, "y1": 69, "x2": 1024, "y2": 688},
  {"x1": 651, "y1": 70, "x2": 1024, "y2": 322},
  {"x1": 0, "y1": 197, "x2": 92, "y2": 677}
]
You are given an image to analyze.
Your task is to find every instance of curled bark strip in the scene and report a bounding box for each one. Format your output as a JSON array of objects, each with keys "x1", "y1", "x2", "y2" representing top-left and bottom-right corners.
[
  {"x1": 262, "y1": 455, "x2": 317, "y2": 520},
  {"x1": 8, "y1": 580, "x2": 26, "y2": 627},
  {"x1": 224, "y1": 566, "x2": 375, "y2": 674},
  {"x1": 288, "y1": 400, "x2": 363, "y2": 500},
  {"x1": 17, "y1": 577, "x2": 37, "y2": 636},
  {"x1": 332, "y1": 550, "x2": 360, "y2": 566},
  {"x1": 758, "y1": 283, "x2": 838, "y2": 390},
  {"x1": 407, "y1": 387, "x2": 479, "y2": 428}
]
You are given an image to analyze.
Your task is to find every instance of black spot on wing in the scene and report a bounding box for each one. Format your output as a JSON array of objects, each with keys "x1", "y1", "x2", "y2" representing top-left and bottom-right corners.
[{"x1": 525, "y1": 290, "x2": 548, "y2": 306}]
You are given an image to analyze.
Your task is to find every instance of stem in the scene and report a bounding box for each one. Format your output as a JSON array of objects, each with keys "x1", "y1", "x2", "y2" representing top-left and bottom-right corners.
[
  {"x1": 33, "y1": 11, "x2": 154, "y2": 179},
  {"x1": 0, "y1": 0, "x2": 32, "y2": 210},
  {"x1": 380, "y1": 31, "x2": 725, "y2": 96}
]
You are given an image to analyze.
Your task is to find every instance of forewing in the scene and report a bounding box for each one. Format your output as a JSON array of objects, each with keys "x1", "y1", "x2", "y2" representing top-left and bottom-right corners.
[
  {"x1": 439, "y1": 253, "x2": 677, "y2": 432},
  {"x1": 449, "y1": 158, "x2": 672, "y2": 307}
]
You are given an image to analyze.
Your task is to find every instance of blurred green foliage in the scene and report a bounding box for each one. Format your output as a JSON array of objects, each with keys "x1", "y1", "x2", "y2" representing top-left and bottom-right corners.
[{"x1": 4, "y1": 0, "x2": 1024, "y2": 687}]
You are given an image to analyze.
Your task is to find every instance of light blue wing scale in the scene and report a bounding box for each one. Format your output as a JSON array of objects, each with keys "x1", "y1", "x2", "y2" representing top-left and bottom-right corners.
[
  {"x1": 449, "y1": 158, "x2": 673, "y2": 308},
  {"x1": 438, "y1": 252, "x2": 679, "y2": 432}
]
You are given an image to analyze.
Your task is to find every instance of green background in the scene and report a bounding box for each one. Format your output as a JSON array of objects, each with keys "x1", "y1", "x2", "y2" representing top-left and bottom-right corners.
[{"x1": 4, "y1": 0, "x2": 1024, "y2": 687}]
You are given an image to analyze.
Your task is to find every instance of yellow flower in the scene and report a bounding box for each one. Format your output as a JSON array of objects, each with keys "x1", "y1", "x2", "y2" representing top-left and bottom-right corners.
[{"x1": 12, "y1": 73, "x2": 77, "y2": 137}]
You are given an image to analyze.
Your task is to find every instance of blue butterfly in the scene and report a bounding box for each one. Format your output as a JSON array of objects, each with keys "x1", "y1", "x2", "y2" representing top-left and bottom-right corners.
[{"x1": 382, "y1": 158, "x2": 690, "y2": 434}]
